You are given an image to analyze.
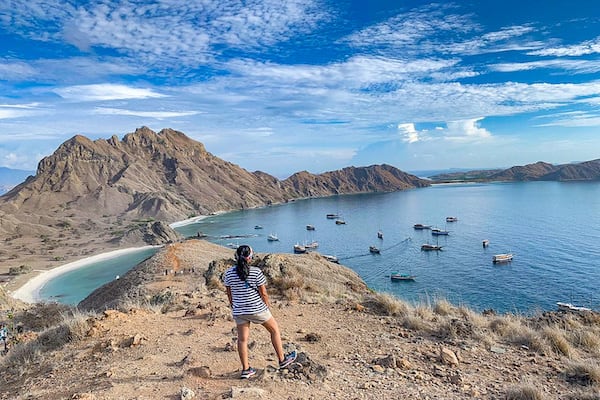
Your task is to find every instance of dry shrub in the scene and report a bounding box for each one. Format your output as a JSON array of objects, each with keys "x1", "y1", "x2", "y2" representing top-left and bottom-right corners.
[
  {"x1": 433, "y1": 298, "x2": 455, "y2": 316},
  {"x1": 504, "y1": 383, "x2": 543, "y2": 400},
  {"x1": 433, "y1": 316, "x2": 476, "y2": 340},
  {"x1": 414, "y1": 305, "x2": 435, "y2": 322},
  {"x1": 15, "y1": 302, "x2": 73, "y2": 331},
  {"x1": 542, "y1": 326, "x2": 571, "y2": 357},
  {"x1": 458, "y1": 305, "x2": 488, "y2": 330},
  {"x1": 571, "y1": 329, "x2": 600, "y2": 354},
  {"x1": 564, "y1": 388, "x2": 600, "y2": 399},
  {"x1": 490, "y1": 315, "x2": 524, "y2": 337},
  {"x1": 401, "y1": 314, "x2": 431, "y2": 332},
  {"x1": 566, "y1": 361, "x2": 600, "y2": 386},
  {"x1": 362, "y1": 292, "x2": 409, "y2": 317}
]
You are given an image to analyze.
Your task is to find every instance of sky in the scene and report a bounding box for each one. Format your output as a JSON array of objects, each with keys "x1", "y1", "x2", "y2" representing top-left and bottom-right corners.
[{"x1": 1, "y1": 1, "x2": 600, "y2": 178}]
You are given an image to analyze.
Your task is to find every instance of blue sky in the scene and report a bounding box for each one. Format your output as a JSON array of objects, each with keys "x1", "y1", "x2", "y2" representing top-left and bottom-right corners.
[{"x1": 1, "y1": 1, "x2": 600, "y2": 178}]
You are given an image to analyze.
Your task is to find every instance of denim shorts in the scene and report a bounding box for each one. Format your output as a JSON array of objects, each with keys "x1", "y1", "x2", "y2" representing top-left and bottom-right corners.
[{"x1": 234, "y1": 309, "x2": 272, "y2": 325}]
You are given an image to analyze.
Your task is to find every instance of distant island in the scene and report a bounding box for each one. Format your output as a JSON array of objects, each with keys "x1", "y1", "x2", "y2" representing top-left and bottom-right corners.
[{"x1": 428, "y1": 160, "x2": 600, "y2": 183}]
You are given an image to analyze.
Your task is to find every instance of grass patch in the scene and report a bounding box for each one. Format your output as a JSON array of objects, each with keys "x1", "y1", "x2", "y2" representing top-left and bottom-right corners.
[
  {"x1": 566, "y1": 361, "x2": 600, "y2": 386},
  {"x1": 504, "y1": 383, "x2": 544, "y2": 400},
  {"x1": 362, "y1": 292, "x2": 409, "y2": 317}
]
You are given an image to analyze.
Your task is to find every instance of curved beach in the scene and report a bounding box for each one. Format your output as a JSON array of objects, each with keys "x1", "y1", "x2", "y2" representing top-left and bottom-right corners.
[{"x1": 10, "y1": 246, "x2": 160, "y2": 304}]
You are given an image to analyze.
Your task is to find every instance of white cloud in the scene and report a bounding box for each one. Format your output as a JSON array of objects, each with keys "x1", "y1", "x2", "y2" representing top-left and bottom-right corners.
[
  {"x1": 528, "y1": 36, "x2": 600, "y2": 56},
  {"x1": 94, "y1": 107, "x2": 200, "y2": 119},
  {"x1": 491, "y1": 59, "x2": 600, "y2": 74},
  {"x1": 397, "y1": 123, "x2": 420, "y2": 143},
  {"x1": 54, "y1": 84, "x2": 166, "y2": 101},
  {"x1": 445, "y1": 118, "x2": 491, "y2": 141}
]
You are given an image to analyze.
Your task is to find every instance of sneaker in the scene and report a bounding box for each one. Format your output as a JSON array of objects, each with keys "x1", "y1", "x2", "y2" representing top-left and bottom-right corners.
[
  {"x1": 240, "y1": 367, "x2": 257, "y2": 379},
  {"x1": 278, "y1": 350, "x2": 297, "y2": 369}
]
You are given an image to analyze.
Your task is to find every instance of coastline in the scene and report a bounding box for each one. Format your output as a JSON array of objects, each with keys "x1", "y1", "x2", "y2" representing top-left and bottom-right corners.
[{"x1": 10, "y1": 246, "x2": 161, "y2": 304}]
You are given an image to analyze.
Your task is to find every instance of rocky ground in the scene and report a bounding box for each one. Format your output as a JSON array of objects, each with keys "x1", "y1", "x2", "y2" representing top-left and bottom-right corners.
[{"x1": 1, "y1": 240, "x2": 600, "y2": 399}]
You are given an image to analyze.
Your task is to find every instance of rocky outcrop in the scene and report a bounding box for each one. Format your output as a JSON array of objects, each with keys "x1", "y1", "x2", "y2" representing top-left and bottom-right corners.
[{"x1": 115, "y1": 221, "x2": 182, "y2": 246}]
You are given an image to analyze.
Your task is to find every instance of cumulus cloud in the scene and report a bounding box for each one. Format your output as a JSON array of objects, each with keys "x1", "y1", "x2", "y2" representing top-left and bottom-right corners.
[
  {"x1": 445, "y1": 118, "x2": 491, "y2": 141},
  {"x1": 397, "y1": 123, "x2": 420, "y2": 143}
]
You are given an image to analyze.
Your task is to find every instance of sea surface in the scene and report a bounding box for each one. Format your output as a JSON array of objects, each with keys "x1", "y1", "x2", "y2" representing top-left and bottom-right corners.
[{"x1": 40, "y1": 181, "x2": 600, "y2": 314}]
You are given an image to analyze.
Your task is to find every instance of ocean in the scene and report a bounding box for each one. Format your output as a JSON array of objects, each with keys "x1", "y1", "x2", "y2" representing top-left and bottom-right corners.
[{"x1": 40, "y1": 181, "x2": 600, "y2": 314}]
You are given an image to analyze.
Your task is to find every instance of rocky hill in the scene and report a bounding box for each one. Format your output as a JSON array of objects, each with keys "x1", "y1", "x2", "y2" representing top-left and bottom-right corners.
[{"x1": 2, "y1": 239, "x2": 599, "y2": 399}]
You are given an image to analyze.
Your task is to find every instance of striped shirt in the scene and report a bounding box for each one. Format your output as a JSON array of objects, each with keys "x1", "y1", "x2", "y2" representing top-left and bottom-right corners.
[{"x1": 223, "y1": 266, "x2": 268, "y2": 316}]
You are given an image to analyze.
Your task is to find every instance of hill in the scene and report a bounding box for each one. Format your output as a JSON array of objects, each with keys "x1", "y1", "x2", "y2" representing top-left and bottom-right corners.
[
  {"x1": 0, "y1": 167, "x2": 34, "y2": 195},
  {"x1": 429, "y1": 160, "x2": 600, "y2": 182},
  {"x1": 1, "y1": 239, "x2": 599, "y2": 399}
]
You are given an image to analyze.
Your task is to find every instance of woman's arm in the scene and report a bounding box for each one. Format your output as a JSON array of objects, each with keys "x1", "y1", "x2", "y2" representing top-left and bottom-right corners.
[
  {"x1": 258, "y1": 285, "x2": 270, "y2": 308},
  {"x1": 226, "y1": 286, "x2": 233, "y2": 307}
]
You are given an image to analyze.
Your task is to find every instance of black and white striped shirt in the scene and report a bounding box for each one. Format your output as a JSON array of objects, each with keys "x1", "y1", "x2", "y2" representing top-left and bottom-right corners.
[{"x1": 223, "y1": 266, "x2": 268, "y2": 316}]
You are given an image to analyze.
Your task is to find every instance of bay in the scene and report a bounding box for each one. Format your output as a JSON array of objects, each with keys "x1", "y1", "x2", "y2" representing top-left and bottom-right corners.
[{"x1": 40, "y1": 181, "x2": 600, "y2": 314}]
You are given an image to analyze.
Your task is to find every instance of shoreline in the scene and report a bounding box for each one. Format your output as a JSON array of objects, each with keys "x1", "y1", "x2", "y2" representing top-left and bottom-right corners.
[{"x1": 10, "y1": 246, "x2": 161, "y2": 304}]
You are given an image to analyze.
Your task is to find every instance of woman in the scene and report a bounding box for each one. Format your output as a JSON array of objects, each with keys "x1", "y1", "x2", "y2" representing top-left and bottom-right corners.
[{"x1": 224, "y1": 245, "x2": 297, "y2": 379}]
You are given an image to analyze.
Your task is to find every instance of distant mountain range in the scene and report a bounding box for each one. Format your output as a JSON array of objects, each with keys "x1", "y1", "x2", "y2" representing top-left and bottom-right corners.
[
  {"x1": 0, "y1": 167, "x2": 34, "y2": 195},
  {"x1": 428, "y1": 160, "x2": 600, "y2": 182}
]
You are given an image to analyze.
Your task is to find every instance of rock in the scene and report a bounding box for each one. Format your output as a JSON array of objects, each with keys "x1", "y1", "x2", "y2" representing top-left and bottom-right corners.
[
  {"x1": 440, "y1": 347, "x2": 459, "y2": 366},
  {"x1": 374, "y1": 354, "x2": 396, "y2": 369},
  {"x1": 490, "y1": 346, "x2": 506, "y2": 354},
  {"x1": 305, "y1": 332, "x2": 322, "y2": 343},
  {"x1": 187, "y1": 366, "x2": 211, "y2": 378},
  {"x1": 372, "y1": 365, "x2": 385, "y2": 373},
  {"x1": 72, "y1": 393, "x2": 96, "y2": 400},
  {"x1": 180, "y1": 386, "x2": 195, "y2": 400},
  {"x1": 230, "y1": 386, "x2": 267, "y2": 398},
  {"x1": 396, "y1": 358, "x2": 412, "y2": 370}
]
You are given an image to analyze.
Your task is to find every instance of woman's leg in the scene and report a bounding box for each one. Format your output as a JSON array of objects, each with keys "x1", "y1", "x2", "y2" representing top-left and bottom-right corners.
[
  {"x1": 262, "y1": 317, "x2": 285, "y2": 362},
  {"x1": 236, "y1": 322, "x2": 251, "y2": 369}
]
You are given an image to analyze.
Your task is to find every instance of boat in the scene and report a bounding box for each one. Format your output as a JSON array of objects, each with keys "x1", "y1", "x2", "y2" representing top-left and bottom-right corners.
[
  {"x1": 492, "y1": 253, "x2": 513, "y2": 263},
  {"x1": 322, "y1": 254, "x2": 339, "y2": 263},
  {"x1": 293, "y1": 243, "x2": 307, "y2": 253},
  {"x1": 369, "y1": 245, "x2": 380, "y2": 254},
  {"x1": 377, "y1": 230, "x2": 383, "y2": 239},
  {"x1": 431, "y1": 228, "x2": 449, "y2": 235},
  {"x1": 390, "y1": 272, "x2": 416, "y2": 281},
  {"x1": 413, "y1": 224, "x2": 431, "y2": 230},
  {"x1": 254, "y1": 225, "x2": 263, "y2": 229},
  {"x1": 446, "y1": 216, "x2": 458, "y2": 222},
  {"x1": 304, "y1": 240, "x2": 319, "y2": 249},
  {"x1": 306, "y1": 224, "x2": 315, "y2": 230},
  {"x1": 267, "y1": 233, "x2": 279, "y2": 241},
  {"x1": 421, "y1": 243, "x2": 443, "y2": 251},
  {"x1": 482, "y1": 239, "x2": 490, "y2": 248},
  {"x1": 556, "y1": 302, "x2": 592, "y2": 313},
  {"x1": 326, "y1": 213, "x2": 339, "y2": 219},
  {"x1": 335, "y1": 219, "x2": 346, "y2": 225}
]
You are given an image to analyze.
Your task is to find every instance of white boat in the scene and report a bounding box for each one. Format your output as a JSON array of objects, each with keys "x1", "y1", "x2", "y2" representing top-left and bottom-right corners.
[
  {"x1": 254, "y1": 225, "x2": 263, "y2": 229},
  {"x1": 446, "y1": 216, "x2": 458, "y2": 222},
  {"x1": 377, "y1": 230, "x2": 383, "y2": 239},
  {"x1": 390, "y1": 272, "x2": 415, "y2": 281},
  {"x1": 267, "y1": 233, "x2": 279, "y2": 241},
  {"x1": 556, "y1": 302, "x2": 592, "y2": 313},
  {"x1": 335, "y1": 219, "x2": 346, "y2": 225},
  {"x1": 306, "y1": 224, "x2": 316, "y2": 230},
  {"x1": 322, "y1": 254, "x2": 339, "y2": 263},
  {"x1": 293, "y1": 243, "x2": 307, "y2": 253},
  {"x1": 304, "y1": 240, "x2": 319, "y2": 249},
  {"x1": 326, "y1": 213, "x2": 339, "y2": 219},
  {"x1": 421, "y1": 243, "x2": 442, "y2": 251},
  {"x1": 493, "y1": 253, "x2": 513, "y2": 263},
  {"x1": 482, "y1": 239, "x2": 490, "y2": 247},
  {"x1": 431, "y1": 228, "x2": 449, "y2": 235},
  {"x1": 369, "y1": 245, "x2": 380, "y2": 254}
]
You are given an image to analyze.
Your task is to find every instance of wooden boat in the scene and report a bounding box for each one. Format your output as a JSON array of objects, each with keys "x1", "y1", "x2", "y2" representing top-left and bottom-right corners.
[
  {"x1": 267, "y1": 233, "x2": 279, "y2": 241},
  {"x1": 293, "y1": 244, "x2": 307, "y2": 253},
  {"x1": 377, "y1": 230, "x2": 383, "y2": 239},
  {"x1": 369, "y1": 245, "x2": 380, "y2": 254},
  {"x1": 335, "y1": 219, "x2": 346, "y2": 225},
  {"x1": 446, "y1": 216, "x2": 458, "y2": 222},
  {"x1": 421, "y1": 243, "x2": 443, "y2": 251},
  {"x1": 482, "y1": 239, "x2": 490, "y2": 247},
  {"x1": 492, "y1": 253, "x2": 513, "y2": 263},
  {"x1": 306, "y1": 224, "x2": 315, "y2": 230},
  {"x1": 413, "y1": 223, "x2": 431, "y2": 230},
  {"x1": 390, "y1": 272, "x2": 415, "y2": 281},
  {"x1": 431, "y1": 228, "x2": 449, "y2": 235}
]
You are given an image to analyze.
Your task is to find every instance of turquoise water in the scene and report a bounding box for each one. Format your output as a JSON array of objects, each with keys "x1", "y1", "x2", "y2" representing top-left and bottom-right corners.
[
  {"x1": 38, "y1": 248, "x2": 158, "y2": 305},
  {"x1": 40, "y1": 181, "x2": 600, "y2": 313}
]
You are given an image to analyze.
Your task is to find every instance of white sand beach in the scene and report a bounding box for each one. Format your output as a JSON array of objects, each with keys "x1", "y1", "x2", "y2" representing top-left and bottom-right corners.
[
  {"x1": 168, "y1": 215, "x2": 208, "y2": 228},
  {"x1": 10, "y1": 246, "x2": 160, "y2": 304}
]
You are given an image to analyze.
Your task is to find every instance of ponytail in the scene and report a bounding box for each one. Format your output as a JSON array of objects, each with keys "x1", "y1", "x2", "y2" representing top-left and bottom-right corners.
[{"x1": 235, "y1": 245, "x2": 253, "y2": 281}]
